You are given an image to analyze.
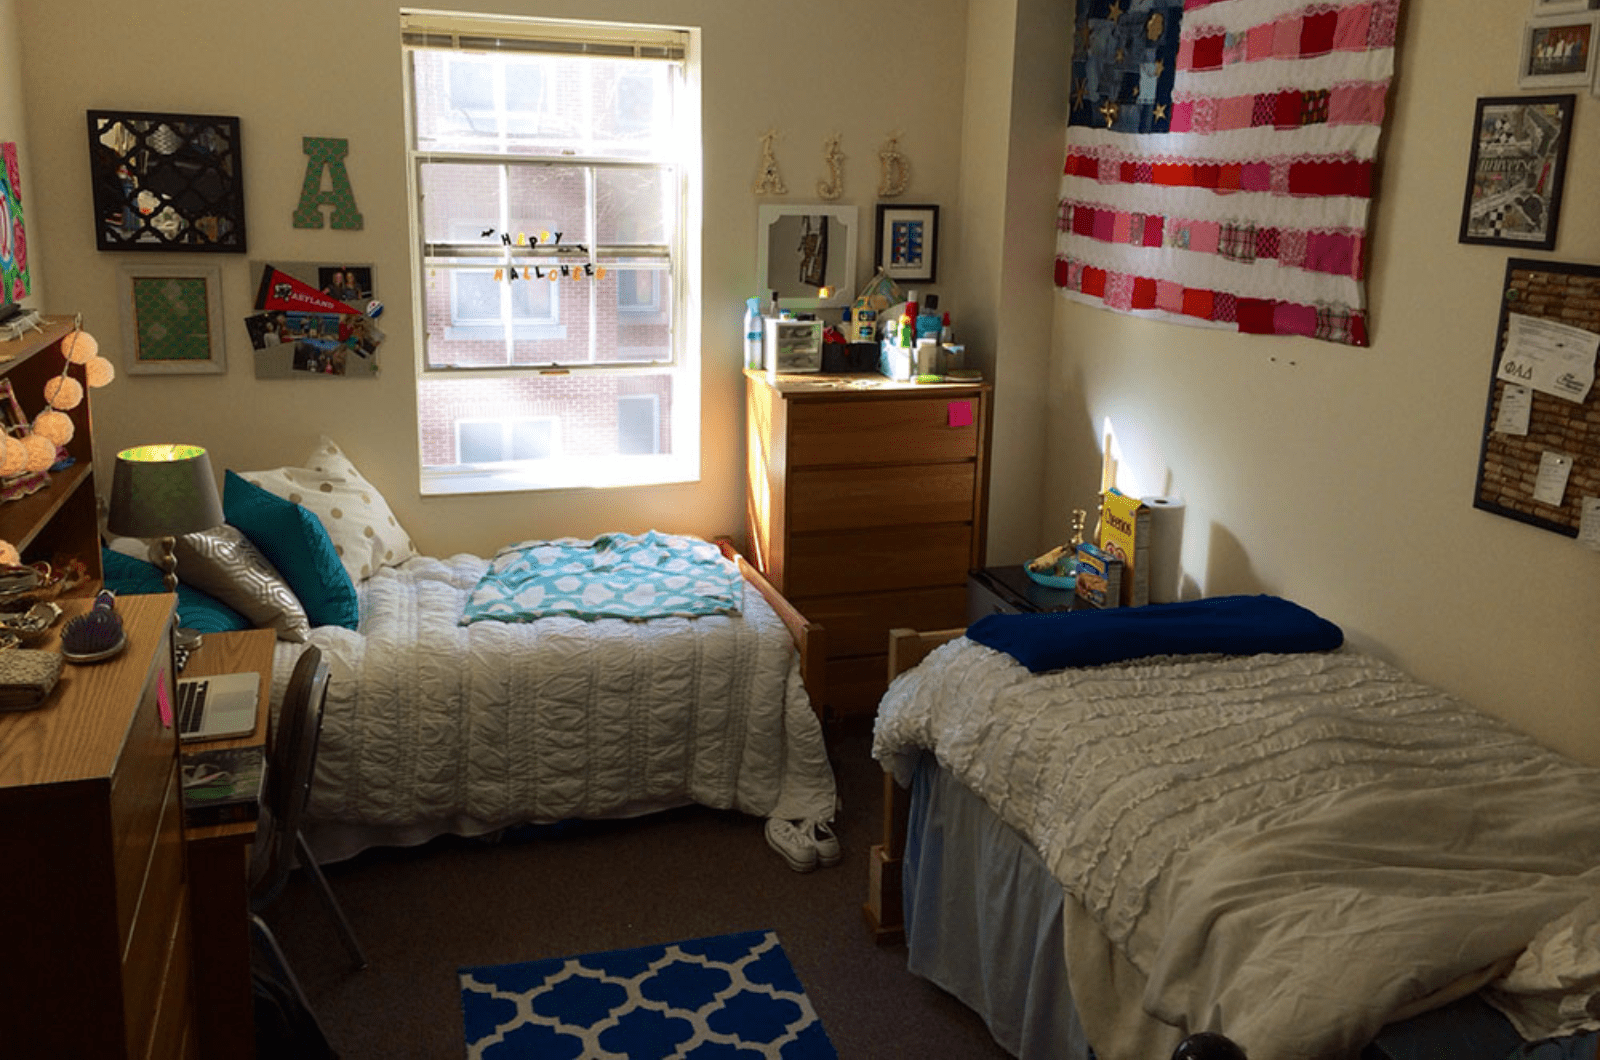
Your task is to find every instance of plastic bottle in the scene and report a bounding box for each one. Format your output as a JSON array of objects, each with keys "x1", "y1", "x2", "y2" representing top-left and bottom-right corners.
[
  {"x1": 744, "y1": 298, "x2": 764, "y2": 369},
  {"x1": 940, "y1": 312, "x2": 953, "y2": 344},
  {"x1": 916, "y1": 294, "x2": 942, "y2": 340},
  {"x1": 900, "y1": 290, "x2": 919, "y2": 347}
]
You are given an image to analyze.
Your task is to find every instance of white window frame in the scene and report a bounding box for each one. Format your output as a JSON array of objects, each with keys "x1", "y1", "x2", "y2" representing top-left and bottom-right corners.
[{"x1": 402, "y1": 10, "x2": 702, "y2": 496}]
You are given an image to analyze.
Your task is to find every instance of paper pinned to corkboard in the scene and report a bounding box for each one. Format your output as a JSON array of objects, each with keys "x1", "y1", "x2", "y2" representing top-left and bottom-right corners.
[{"x1": 1473, "y1": 257, "x2": 1600, "y2": 538}]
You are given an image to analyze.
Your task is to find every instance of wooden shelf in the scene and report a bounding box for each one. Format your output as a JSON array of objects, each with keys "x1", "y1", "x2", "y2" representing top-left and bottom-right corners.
[
  {"x1": 0, "y1": 461, "x2": 91, "y2": 552},
  {"x1": 0, "y1": 313, "x2": 103, "y2": 588},
  {"x1": 0, "y1": 314, "x2": 75, "y2": 367}
]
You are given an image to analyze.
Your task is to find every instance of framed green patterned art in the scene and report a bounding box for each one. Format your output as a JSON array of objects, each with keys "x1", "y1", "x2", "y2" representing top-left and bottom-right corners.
[{"x1": 117, "y1": 263, "x2": 226, "y2": 374}]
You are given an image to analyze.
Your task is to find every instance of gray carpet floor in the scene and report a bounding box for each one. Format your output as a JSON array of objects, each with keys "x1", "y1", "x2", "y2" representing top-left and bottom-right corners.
[{"x1": 262, "y1": 726, "x2": 1016, "y2": 1059}]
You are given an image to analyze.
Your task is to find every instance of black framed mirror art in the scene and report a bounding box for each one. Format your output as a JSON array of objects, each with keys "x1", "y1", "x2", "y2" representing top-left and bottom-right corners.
[{"x1": 87, "y1": 110, "x2": 247, "y2": 253}]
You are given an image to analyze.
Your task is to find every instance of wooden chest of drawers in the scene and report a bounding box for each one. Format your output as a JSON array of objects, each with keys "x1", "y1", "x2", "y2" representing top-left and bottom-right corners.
[
  {"x1": 746, "y1": 370, "x2": 991, "y2": 719},
  {"x1": 0, "y1": 595, "x2": 193, "y2": 1058}
]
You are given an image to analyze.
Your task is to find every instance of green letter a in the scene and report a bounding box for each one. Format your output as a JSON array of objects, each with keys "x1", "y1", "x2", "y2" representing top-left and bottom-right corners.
[{"x1": 293, "y1": 137, "x2": 363, "y2": 230}]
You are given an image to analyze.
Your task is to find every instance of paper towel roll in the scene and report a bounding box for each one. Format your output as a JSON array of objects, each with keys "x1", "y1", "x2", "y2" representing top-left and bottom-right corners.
[{"x1": 1141, "y1": 495, "x2": 1185, "y2": 604}]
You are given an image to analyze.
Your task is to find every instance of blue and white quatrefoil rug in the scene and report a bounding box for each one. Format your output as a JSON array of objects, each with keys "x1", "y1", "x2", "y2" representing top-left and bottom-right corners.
[{"x1": 459, "y1": 930, "x2": 838, "y2": 1059}]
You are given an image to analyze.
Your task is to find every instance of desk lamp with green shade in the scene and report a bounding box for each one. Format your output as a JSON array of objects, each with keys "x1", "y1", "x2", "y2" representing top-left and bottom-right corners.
[{"x1": 105, "y1": 443, "x2": 224, "y2": 651}]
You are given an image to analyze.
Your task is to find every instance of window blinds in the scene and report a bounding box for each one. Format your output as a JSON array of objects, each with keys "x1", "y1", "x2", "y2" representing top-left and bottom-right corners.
[{"x1": 400, "y1": 9, "x2": 688, "y2": 61}]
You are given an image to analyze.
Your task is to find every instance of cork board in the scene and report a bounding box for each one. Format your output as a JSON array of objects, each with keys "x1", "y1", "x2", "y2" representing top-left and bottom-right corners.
[{"x1": 1473, "y1": 257, "x2": 1600, "y2": 537}]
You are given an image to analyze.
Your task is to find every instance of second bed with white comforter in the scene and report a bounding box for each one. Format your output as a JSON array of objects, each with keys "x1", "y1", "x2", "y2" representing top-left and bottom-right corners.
[
  {"x1": 274, "y1": 551, "x2": 837, "y2": 863},
  {"x1": 874, "y1": 636, "x2": 1600, "y2": 1060}
]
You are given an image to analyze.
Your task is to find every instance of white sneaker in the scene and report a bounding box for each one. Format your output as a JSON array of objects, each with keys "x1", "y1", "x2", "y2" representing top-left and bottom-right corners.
[
  {"x1": 809, "y1": 819, "x2": 841, "y2": 867},
  {"x1": 765, "y1": 817, "x2": 818, "y2": 873}
]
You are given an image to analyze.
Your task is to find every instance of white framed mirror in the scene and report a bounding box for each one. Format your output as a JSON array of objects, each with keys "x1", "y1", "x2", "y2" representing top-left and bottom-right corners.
[{"x1": 756, "y1": 204, "x2": 858, "y2": 310}]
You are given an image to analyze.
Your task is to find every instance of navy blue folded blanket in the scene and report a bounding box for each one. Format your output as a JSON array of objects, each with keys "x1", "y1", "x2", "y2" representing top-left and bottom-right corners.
[{"x1": 966, "y1": 594, "x2": 1344, "y2": 673}]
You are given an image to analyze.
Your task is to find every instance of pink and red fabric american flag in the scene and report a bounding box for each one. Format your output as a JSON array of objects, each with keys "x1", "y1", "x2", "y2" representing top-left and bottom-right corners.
[{"x1": 1054, "y1": 0, "x2": 1402, "y2": 346}]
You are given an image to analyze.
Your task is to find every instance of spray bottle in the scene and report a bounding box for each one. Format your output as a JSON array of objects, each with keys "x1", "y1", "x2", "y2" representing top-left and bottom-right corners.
[{"x1": 744, "y1": 298, "x2": 764, "y2": 369}]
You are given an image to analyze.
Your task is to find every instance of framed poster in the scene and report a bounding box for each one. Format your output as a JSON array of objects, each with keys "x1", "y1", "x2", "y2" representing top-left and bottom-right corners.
[
  {"x1": 1458, "y1": 95, "x2": 1573, "y2": 251},
  {"x1": 874, "y1": 203, "x2": 939, "y2": 284},
  {"x1": 0, "y1": 143, "x2": 28, "y2": 307},
  {"x1": 117, "y1": 264, "x2": 226, "y2": 374},
  {"x1": 87, "y1": 110, "x2": 246, "y2": 252}
]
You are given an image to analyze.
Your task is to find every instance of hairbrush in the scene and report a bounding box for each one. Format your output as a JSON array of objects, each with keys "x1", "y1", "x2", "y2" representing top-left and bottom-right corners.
[{"x1": 60, "y1": 594, "x2": 126, "y2": 663}]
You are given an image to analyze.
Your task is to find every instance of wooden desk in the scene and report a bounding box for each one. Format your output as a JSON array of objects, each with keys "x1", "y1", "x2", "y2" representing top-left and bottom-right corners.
[
  {"x1": 0, "y1": 594, "x2": 193, "y2": 1057},
  {"x1": 184, "y1": 627, "x2": 276, "y2": 1060}
]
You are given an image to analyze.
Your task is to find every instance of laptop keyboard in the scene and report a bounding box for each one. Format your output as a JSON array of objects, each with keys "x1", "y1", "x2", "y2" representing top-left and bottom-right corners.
[{"x1": 176, "y1": 679, "x2": 209, "y2": 735}]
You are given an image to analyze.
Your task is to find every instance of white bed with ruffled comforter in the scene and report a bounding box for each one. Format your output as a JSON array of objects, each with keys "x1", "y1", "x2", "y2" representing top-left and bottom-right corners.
[
  {"x1": 874, "y1": 635, "x2": 1600, "y2": 1060},
  {"x1": 274, "y1": 551, "x2": 837, "y2": 863}
]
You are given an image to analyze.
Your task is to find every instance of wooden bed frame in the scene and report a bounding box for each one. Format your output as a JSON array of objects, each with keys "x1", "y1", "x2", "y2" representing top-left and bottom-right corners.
[
  {"x1": 863, "y1": 625, "x2": 965, "y2": 943},
  {"x1": 715, "y1": 536, "x2": 828, "y2": 722}
]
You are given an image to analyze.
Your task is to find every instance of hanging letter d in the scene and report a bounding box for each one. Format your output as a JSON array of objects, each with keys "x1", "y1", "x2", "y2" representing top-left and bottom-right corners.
[{"x1": 293, "y1": 137, "x2": 364, "y2": 230}]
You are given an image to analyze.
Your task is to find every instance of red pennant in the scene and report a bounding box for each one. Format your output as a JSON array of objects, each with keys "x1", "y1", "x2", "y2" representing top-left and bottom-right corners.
[{"x1": 254, "y1": 265, "x2": 361, "y2": 315}]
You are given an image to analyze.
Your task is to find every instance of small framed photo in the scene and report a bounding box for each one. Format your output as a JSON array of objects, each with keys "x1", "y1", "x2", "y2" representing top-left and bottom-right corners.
[
  {"x1": 1518, "y1": 13, "x2": 1600, "y2": 87},
  {"x1": 1458, "y1": 95, "x2": 1574, "y2": 250},
  {"x1": 1531, "y1": 0, "x2": 1594, "y2": 17},
  {"x1": 117, "y1": 263, "x2": 227, "y2": 374},
  {"x1": 874, "y1": 203, "x2": 939, "y2": 284}
]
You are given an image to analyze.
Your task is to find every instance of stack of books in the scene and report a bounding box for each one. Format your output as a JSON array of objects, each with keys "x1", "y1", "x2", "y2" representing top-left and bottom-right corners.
[{"x1": 180, "y1": 744, "x2": 268, "y2": 827}]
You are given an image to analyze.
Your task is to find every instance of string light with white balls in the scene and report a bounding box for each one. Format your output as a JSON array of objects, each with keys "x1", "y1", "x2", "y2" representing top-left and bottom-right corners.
[{"x1": 0, "y1": 320, "x2": 115, "y2": 567}]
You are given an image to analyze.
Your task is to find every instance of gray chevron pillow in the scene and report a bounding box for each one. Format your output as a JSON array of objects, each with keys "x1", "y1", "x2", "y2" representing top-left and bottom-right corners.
[{"x1": 167, "y1": 525, "x2": 311, "y2": 642}]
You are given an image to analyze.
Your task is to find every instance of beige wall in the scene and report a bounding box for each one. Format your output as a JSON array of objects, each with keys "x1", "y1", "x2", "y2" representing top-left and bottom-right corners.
[
  {"x1": 0, "y1": 0, "x2": 41, "y2": 308},
  {"x1": 11, "y1": 0, "x2": 1597, "y2": 763},
  {"x1": 14, "y1": 0, "x2": 968, "y2": 557},
  {"x1": 951, "y1": 0, "x2": 1071, "y2": 564},
  {"x1": 1039, "y1": 0, "x2": 1600, "y2": 764}
]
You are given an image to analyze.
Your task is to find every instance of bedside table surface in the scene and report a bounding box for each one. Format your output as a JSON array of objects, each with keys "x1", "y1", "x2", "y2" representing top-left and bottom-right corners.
[{"x1": 970, "y1": 565, "x2": 1082, "y2": 616}]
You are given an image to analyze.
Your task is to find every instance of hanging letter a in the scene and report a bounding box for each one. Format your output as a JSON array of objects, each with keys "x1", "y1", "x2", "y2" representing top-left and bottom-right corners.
[{"x1": 293, "y1": 137, "x2": 364, "y2": 230}]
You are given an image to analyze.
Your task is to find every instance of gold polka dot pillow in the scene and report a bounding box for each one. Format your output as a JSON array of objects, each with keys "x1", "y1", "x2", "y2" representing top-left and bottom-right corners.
[{"x1": 240, "y1": 437, "x2": 416, "y2": 584}]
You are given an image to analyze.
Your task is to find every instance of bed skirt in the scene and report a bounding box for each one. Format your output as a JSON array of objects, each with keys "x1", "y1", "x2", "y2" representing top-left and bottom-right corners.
[
  {"x1": 900, "y1": 752, "x2": 1534, "y2": 1060},
  {"x1": 903, "y1": 752, "x2": 1088, "y2": 1060}
]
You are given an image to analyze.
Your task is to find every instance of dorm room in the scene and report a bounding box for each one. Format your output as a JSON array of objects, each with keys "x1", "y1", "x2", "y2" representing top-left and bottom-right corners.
[{"x1": 0, "y1": 0, "x2": 1597, "y2": 1056}]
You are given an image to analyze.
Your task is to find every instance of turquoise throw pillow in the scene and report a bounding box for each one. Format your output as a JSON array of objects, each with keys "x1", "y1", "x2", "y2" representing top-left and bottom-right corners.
[
  {"x1": 100, "y1": 547, "x2": 252, "y2": 634},
  {"x1": 222, "y1": 470, "x2": 360, "y2": 629}
]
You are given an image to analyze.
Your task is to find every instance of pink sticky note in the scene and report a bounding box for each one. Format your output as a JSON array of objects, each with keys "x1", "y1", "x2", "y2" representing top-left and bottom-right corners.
[
  {"x1": 948, "y1": 400, "x2": 973, "y2": 428},
  {"x1": 157, "y1": 669, "x2": 172, "y2": 728}
]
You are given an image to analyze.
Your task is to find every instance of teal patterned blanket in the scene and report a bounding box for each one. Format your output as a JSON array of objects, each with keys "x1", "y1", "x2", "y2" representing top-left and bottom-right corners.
[{"x1": 459, "y1": 532, "x2": 744, "y2": 624}]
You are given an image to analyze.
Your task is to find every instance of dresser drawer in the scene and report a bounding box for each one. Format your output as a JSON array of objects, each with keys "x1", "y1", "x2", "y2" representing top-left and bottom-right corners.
[
  {"x1": 825, "y1": 655, "x2": 895, "y2": 719},
  {"x1": 786, "y1": 525, "x2": 973, "y2": 597},
  {"x1": 140, "y1": 875, "x2": 194, "y2": 1060},
  {"x1": 789, "y1": 463, "x2": 976, "y2": 532},
  {"x1": 110, "y1": 656, "x2": 177, "y2": 948},
  {"x1": 122, "y1": 759, "x2": 186, "y2": 1058},
  {"x1": 796, "y1": 586, "x2": 969, "y2": 659},
  {"x1": 787, "y1": 396, "x2": 980, "y2": 467}
]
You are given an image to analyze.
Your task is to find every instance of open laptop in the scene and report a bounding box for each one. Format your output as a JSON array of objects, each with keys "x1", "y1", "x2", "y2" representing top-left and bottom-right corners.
[{"x1": 176, "y1": 671, "x2": 261, "y2": 742}]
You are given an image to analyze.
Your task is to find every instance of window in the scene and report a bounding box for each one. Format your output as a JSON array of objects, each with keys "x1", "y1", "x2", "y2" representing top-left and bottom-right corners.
[
  {"x1": 402, "y1": 11, "x2": 701, "y2": 494},
  {"x1": 616, "y1": 394, "x2": 660, "y2": 455},
  {"x1": 456, "y1": 417, "x2": 559, "y2": 463}
]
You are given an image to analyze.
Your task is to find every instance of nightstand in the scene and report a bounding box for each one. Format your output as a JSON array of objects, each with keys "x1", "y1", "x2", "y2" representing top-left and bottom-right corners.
[
  {"x1": 967, "y1": 565, "x2": 1080, "y2": 624},
  {"x1": 184, "y1": 626, "x2": 275, "y2": 1060}
]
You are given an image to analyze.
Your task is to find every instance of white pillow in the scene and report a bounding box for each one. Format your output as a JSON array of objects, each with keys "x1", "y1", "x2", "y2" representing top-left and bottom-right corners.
[{"x1": 240, "y1": 436, "x2": 416, "y2": 583}]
